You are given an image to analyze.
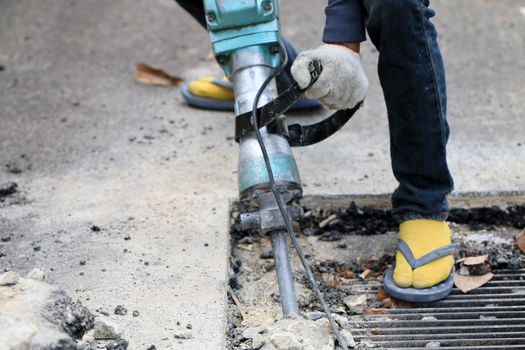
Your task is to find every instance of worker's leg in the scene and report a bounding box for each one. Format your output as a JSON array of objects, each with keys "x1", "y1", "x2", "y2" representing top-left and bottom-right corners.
[{"x1": 363, "y1": 0, "x2": 454, "y2": 288}]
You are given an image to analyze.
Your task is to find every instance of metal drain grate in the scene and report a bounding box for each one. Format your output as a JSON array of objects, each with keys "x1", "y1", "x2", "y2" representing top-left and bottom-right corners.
[{"x1": 352, "y1": 269, "x2": 525, "y2": 349}]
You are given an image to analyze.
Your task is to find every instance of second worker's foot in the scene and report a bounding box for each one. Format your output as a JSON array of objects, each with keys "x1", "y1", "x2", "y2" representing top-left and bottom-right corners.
[
  {"x1": 393, "y1": 219, "x2": 454, "y2": 289},
  {"x1": 181, "y1": 73, "x2": 321, "y2": 112}
]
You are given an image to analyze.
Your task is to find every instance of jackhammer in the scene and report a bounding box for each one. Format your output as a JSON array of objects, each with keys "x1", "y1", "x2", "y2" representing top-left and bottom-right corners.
[{"x1": 202, "y1": 1, "x2": 362, "y2": 347}]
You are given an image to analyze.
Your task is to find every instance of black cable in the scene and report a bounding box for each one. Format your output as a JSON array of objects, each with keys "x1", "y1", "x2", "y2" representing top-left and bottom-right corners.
[{"x1": 250, "y1": 43, "x2": 351, "y2": 350}]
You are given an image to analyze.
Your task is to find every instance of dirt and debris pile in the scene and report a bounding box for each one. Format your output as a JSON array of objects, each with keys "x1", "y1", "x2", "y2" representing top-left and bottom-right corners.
[
  {"x1": 299, "y1": 202, "x2": 397, "y2": 237},
  {"x1": 449, "y1": 205, "x2": 525, "y2": 230},
  {"x1": 298, "y1": 202, "x2": 525, "y2": 239},
  {"x1": 0, "y1": 270, "x2": 128, "y2": 350}
]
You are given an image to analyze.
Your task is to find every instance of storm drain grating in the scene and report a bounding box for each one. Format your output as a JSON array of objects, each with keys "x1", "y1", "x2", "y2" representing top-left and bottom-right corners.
[{"x1": 352, "y1": 269, "x2": 525, "y2": 349}]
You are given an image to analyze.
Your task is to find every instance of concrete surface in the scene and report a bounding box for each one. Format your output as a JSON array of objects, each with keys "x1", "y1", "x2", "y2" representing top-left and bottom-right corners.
[{"x1": 0, "y1": 0, "x2": 524, "y2": 348}]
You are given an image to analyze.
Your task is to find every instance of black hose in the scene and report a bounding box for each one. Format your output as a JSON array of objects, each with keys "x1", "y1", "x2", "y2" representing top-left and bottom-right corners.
[{"x1": 249, "y1": 43, "x2": 351, "y2": 350}]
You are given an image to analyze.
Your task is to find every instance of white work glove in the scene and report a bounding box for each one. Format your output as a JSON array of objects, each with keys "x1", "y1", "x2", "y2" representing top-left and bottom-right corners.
[{"x1": 291, "y1": 44, "x2": 368, "y2": 110}]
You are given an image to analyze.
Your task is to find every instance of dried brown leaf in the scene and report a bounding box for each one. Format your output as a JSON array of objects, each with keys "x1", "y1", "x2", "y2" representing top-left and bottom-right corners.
[
  {"x1": 456, "y1": 254, "x2": 489, "y2": 266},
  {"x1": 516, "y1": 229, "x2": 525, "y2": 254},
  {"x1": 321, "y1": 273, "x2": 340, "y2": 288},
  {"x1": 363, "y1": 308, "x2": 390, "y2": 315},
  {"x1": 376, "y1": 288, "x2": 412, "y2": 308},
  {"x1": 335, "y1": 267, "x2": 355, "y2": 279},
  {"x1": 454, "y1": 271, "x2": 494, "y2": 293},
  {"x1": 134, "y1": 63, "x2": 184, "y2": 86},
  {"x1": 375, "y1": 288, "x2": 389, "y2": 302}
]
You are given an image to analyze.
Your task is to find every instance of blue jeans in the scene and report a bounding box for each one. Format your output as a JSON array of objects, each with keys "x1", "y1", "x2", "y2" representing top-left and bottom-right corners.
[{"x1": 175, "y1": 0, "x2": 454, "y2": 222}]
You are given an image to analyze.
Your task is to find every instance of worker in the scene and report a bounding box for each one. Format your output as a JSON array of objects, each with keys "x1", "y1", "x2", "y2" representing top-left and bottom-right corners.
[{"x1": 175, "y1": 0, "x2": 455, "y2": 302}]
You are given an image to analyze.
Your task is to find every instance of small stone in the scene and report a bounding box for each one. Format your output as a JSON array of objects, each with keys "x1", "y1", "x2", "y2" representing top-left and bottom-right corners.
[
  {"x1": 96, "y1": 308, "x2": 110, "y2": 316},
  {"x1": 106, "y1": 339, "x2": 129, "y2": 350},
  {"x1": 26, "y1": 268, "x2": 45, "y2": 281},
  {"x1": 123, "y1": 235, "x2": 131, "y2": 241},
  {"x1": 242, "y1": 326, "x2": 263, "y2": 340},
  {"x1": 318, "y1": 230, "x2": 342, "y2": 242},
  {"x1": 421, "y1": 316, "x2": 437, "y2": 321},
  {"x1": 94, "y1": 318, "x2": 121, "y2": 339},
  {"x1": 302, "y1": 227, "x2": 316, "y2": 236},
  {"x1": 132, "y1": 310, "x2": 139, "y2": 317},
  {"x1": 259, "y1": 248, "x2": 273, "y2": 259},
  {"x1": 0, "y1": 271, "x2": 19, "y2": 286},
  {"x1": 82, "y1": 329, "x2": 95, "y2": 342},
  {"x1": 114, "y1": 305, "x2": 127, "y2": 316},
  {"x1": 90, "y1": 225, "x2": 101, "y2": 232},
  {"x1": 146, "y1": 346, "x2": 156, "y2": 350},
  {"x1": 343, "y1": 294, "x2": 367, "y2": 314},
  {"x1": 5, "y1": 164, "x2": 22, "y2": 174},
  {"x1": 270, "y1": 332, "x2": 302, "y2": 349},
  {"x1": 251, "y1": 333, "x2": 266, "y2": 349},
  {"x1": 0, "y1": 182, "x2": 17, "y2": 197},
  {"x1": 174, "y1": 331, "x2": 192, "y2": 339},
  {"x1": 332, "y1": 314, "x2": 349, "y2": 329},
  {"x1": 80, "y1": 260, "x2": 86, "y2": 265},
  {"x1": 186, "y1": 323, "x2": 192, "y2": 329},
  {"x1": 425, "y1": 341, "x2": 441, "y2": 348},
  {"x1": 496, "y1": 256, "x2": 509, "y2": 267},
  {"x1": 480, "y1": 315, "x2": 497, "y2": 320},
  {"x1": 340, "y1": 329, "x2": 357, "y2": 348},
  {"x1": 305, "y1": 311, "x2": 323, "y2": 321}
]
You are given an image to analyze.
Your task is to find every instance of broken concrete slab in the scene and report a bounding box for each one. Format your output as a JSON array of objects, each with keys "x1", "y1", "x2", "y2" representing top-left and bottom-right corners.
[{"x1": 0, "y1": 274, "x2": 95, "y2": 349}]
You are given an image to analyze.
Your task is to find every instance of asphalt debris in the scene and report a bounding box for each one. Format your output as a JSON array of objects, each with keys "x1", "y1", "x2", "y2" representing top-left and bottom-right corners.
[
  {"x1": 106, "y1": 339, "x2": 129, "y2": 350},
  {"x1": 42, "y1": 290, "x2": 95, "y2": 339},
  {"x1": 0, "y1": 181, "x2": 17, "y2": 197},
  {"x1": 114, "y1": 305, "x2": 127, "y2": 316},
  {"x1": 449, "y1": 205, "x2": 525, "y2": 230},
  {"x1": 4, "y1": 163, "x2": 22, "y2": 174}
]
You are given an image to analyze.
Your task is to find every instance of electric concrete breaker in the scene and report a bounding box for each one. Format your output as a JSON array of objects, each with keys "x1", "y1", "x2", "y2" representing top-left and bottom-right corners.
[{"x1": 203, "y1": 1, "x2": 362, "y2": 347}]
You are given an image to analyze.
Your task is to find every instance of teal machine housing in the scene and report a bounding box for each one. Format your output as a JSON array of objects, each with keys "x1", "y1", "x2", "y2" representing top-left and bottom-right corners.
[
  {"x1": 203, "y1": 0, "x2": 302, "y2": 316},
  {"x1": 203, "y1": 0, "x2": 301, "y2": 198}
]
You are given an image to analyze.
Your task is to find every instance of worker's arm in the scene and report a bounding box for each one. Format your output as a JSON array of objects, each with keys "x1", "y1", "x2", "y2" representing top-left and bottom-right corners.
[
  {"x1": 290, "y1": 1, "x2": 367, "y2": 110},
  {"x1": 323, "y1": 0, "x2": 367, "y2": 45}
]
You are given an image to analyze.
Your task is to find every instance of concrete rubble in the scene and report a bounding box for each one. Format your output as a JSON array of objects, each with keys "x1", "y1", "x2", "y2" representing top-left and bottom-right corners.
[
  {"x1": 243, "y1": 316, "x2": 336, "y2": 350},
  {"x1": 0, "y1": 270, "x2": 127, "y2": 350},
  {"x1": 94, "y1": 318, "x2": 121, "y2": 340}
]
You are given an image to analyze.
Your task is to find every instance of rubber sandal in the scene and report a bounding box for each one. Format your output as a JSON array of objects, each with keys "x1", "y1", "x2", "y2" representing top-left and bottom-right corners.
[
  {"x1": 181, "y1": 75, "x2": 320, "y2": 111},
  {"x1": 383, "y1": 240, "x2": 456, "y2": 303}
]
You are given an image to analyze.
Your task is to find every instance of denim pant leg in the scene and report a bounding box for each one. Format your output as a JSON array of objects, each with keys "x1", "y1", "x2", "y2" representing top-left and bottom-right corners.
[
  {"x1": 174, "y1": 0, "x2": 297, "y2": 88},
  {"x1": 362, "y1": 0, "x2": 454, "y2": 222}
]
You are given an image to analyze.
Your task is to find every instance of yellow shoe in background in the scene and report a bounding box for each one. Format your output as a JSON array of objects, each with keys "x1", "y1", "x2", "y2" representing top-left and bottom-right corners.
[{"x1": 187, "y1": 75, "x2": 233, "y2": 100}]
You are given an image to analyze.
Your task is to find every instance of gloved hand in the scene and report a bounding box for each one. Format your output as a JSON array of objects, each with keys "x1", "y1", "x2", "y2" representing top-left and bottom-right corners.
[{"x1": 291, "y1": 44, "x2": 368, "y2": 110}]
